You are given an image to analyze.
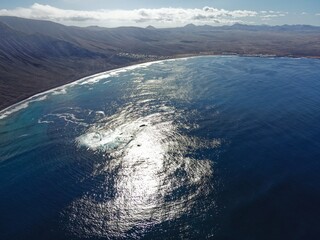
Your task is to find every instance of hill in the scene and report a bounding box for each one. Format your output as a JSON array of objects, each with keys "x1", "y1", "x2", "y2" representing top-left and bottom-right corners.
[{"x1": 0, "y1": 16, "x2": 320, "y2": 110}]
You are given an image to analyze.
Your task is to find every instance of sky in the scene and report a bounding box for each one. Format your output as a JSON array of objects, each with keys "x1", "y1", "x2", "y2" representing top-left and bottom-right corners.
[{"x1": 0, "y1": 1, "x2": 319, "y2": 28}]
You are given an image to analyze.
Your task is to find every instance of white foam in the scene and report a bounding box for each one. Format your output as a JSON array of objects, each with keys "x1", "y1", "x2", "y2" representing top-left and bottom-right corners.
[
  {"x1": 77, "y1": 119, "x2": 146, "y2": 152},
  {"x1": 79, "y1": 74, "x2": 112, "y2": 85},
  {"x1": 38, "y1": 119, "x2": 54, "y2": 124},
  {"x1": 51, "y1": 88, "x2": 67, "y2": 95},
  {"x1": 42, "y1": 113, "x2": 88, "y2": 126},
  {"x1": 35, "y1": 95, "x2": 47, "y2": 101},
  {"x1": 0, "y1": 95, "x2": 47, "y2": 120},
  {"x1": 95, "y1": 111, "x2": 105, "y2": 117},
  {"x1": 103, "y1": 80, "x2": 111, "y2": 84},
  {"x1": 0, "y1": 102, "x2": 30, "y2": 120},
  {"x1": 78, "y1": 129, "x2": 131, "y2": 151}
]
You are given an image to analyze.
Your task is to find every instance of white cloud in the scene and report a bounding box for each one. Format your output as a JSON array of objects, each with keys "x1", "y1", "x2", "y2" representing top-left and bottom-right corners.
[{"x1": 0, "y1": 3, "x2": 289, "y2": 27}]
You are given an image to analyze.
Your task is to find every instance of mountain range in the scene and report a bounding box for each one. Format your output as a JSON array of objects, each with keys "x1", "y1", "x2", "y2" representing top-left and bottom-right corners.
[{"x1": 0, "y1": 16, "x2": 320, "y2": 110}]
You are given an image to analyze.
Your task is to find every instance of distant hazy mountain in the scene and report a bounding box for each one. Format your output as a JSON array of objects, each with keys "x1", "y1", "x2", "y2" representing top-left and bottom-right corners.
[
  {"x1": 0, "y1": 16, "x2": 319, "y2": 110},
  {"x1": 221, "y1": 23, "x2": 320, "y2": 32},
  {"x1": 146, "y1": 25, "x2": 156, "y2": 30}
]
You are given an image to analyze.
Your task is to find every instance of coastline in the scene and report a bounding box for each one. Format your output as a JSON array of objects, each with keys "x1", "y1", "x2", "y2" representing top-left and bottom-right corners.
[
  {"x1": 0, "y1": 53, "x2": 319, "y2": 118},
  {"x1": 0, "y1": 56, "x2": 187, "y2": 119}
]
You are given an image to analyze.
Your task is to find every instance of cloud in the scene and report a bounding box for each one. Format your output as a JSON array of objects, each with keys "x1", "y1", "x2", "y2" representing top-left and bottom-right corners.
[{"x1": 0, "y1": 3, "x2": 289, "y2": 27}]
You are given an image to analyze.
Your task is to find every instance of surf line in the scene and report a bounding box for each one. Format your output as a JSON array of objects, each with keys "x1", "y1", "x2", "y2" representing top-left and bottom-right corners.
[{"x1": 0, "y1": 56, "x2": 195, "y2": 120}]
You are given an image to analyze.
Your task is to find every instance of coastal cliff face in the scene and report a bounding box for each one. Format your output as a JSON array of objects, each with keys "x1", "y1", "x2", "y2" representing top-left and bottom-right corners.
[{"x1": 1, "y1": 16, "x2": 320, "y2": 110}]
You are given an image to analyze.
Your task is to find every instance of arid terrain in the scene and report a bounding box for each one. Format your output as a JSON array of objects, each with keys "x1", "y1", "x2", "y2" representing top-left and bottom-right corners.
[{"x1": 1, "y1": 16, "x2": 320, "y2": 110}]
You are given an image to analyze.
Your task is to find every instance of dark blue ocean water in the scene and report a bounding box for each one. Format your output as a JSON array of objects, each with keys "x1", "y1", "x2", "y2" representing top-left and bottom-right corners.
[{"x1": 0, "y1": 56, "x2": 320, "y2": 239}]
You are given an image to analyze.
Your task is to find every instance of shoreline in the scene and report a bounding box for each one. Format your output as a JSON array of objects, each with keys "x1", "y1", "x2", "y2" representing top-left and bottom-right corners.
[{"x1": 0, "y1": 53, "x2": 319, "y2": 118}]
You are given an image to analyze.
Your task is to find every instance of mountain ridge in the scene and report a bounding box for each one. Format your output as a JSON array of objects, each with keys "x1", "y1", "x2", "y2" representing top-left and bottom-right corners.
[{"x1": 0, "y1": 16, "x2": 320, "y2": 110}]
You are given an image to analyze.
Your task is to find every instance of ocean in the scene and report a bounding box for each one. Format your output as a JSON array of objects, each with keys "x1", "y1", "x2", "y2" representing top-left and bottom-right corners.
[{"x1": 0, "y1": 56, "x2": 320, "y2": 239}]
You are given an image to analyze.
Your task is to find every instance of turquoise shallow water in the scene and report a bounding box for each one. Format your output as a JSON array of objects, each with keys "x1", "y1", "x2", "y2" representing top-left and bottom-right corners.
[{"x1": 0, "y1": 56, "x2": 320, "y2": 239}]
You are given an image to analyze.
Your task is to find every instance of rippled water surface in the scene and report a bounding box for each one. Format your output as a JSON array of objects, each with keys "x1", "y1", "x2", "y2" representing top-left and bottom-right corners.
[{"x1": 0, "y1": 56, "x2": 320, "y2": 239}]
